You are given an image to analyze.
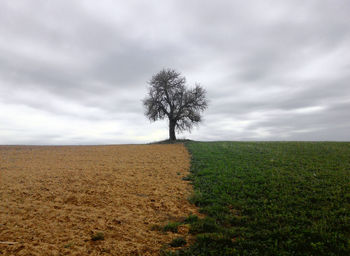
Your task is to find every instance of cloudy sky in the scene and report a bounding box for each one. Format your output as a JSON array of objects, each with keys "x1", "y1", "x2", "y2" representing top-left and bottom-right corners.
[{"x1": 0, "y1": 1, "x2": 349, "y2": 144}]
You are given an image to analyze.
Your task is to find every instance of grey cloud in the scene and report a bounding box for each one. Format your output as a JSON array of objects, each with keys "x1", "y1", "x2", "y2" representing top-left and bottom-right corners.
[{"x1": 0, "y1": 0, "x2": 349, "y2": 144}]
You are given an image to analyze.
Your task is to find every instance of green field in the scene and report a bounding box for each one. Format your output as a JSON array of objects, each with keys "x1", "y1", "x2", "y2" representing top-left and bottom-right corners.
[{"x1": 171, "y1": 142, "x2": 350, "y2": 255}]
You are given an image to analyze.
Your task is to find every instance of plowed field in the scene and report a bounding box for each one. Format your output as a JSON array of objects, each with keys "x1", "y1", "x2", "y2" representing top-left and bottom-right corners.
[{"x1": 0, "y1": 144, "x2": 198, "y2": 255}]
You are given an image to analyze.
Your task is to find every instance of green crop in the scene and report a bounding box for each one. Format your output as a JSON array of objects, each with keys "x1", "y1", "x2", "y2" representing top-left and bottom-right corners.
[{"x1": 177, "y1": 141, "x2": 350, "y2": 256}]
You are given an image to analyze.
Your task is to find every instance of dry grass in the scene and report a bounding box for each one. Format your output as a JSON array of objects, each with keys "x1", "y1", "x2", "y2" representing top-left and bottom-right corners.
[{"x1": 0, "y1": 144, "x2": 198, "y2": 255}]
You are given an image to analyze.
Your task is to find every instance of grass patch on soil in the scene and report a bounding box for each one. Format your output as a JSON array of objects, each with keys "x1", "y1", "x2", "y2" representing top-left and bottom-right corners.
[
  {"x1": 176, "y1": 141, "x2": 350, "y2": 255},
  {"x1": 91, "y1": 232, "x2": 105, "y2": 241},
  {"x1": 170, "y1": 237, "x2": 187, "y2": 247},
  {"x1": 151, "y1": 222, "x2": 182, "y2": 233},
  {"x1": 163, "y1": 222, "x2": 182, "y2": 233}
]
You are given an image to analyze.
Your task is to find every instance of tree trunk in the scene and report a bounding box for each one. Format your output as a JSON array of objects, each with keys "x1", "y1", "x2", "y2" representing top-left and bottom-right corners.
[{"x1": 169, "y1": 119, "x2": 176, "y2": 141}]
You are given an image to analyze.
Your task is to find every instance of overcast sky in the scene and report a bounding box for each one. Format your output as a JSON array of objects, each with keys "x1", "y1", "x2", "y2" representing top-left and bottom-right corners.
[{"x1": 0, "y1": 1, "x2": 349, "y2": 144}]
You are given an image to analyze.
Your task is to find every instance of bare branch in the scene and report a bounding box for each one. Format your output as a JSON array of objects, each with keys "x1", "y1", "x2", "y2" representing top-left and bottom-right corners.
[{"x1": 143, "y1": 68, "x2": 208, "y2": 140}]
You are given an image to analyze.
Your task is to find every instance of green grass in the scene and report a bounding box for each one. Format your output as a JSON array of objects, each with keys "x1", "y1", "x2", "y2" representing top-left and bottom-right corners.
[
  {"x1": 91, "y1": 231, "x2": 104, "y2": 241},
  {"x1": 170, "y1": 237, "x2": 187, "y2": 247},
  {"x1": 163, "y1": 222, "x2": 182, "y2": 233},
  {"x1": 178, "y1": 141, "x2": 350, "y2": 256},
  {"x1": 151, "y1": 222, "x2": 182, "y2": 233},
  {"x1": 64, "y1": 242, "x2": 74, "y2": 248}
]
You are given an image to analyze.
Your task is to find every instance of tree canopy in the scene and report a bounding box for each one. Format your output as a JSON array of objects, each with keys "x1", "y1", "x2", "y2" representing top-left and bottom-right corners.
[{"x1": 143, "y1": 68, "x2": 208, "y2": 140}]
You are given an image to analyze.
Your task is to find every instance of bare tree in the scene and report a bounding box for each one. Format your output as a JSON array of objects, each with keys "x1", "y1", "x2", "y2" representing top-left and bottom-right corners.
[{"x1": 143, "y1": 68, "x2": 208, "y2": 141}]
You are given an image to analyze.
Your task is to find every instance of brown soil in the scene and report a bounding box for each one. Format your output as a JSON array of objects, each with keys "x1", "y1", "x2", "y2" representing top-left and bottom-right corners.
[{"x1": 0, "y1": 144, "x2": 199, "y2": 255}]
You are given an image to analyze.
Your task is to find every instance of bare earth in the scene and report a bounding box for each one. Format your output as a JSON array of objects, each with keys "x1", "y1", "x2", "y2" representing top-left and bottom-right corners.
[{"x1": 0, "y1": 144, "x2": 198, "y2": 255}]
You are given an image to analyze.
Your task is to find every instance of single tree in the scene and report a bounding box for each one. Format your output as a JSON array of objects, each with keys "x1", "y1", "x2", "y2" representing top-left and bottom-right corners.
[{"x1": 143, "y1": 68, "x2": 208, "y2": 141}]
